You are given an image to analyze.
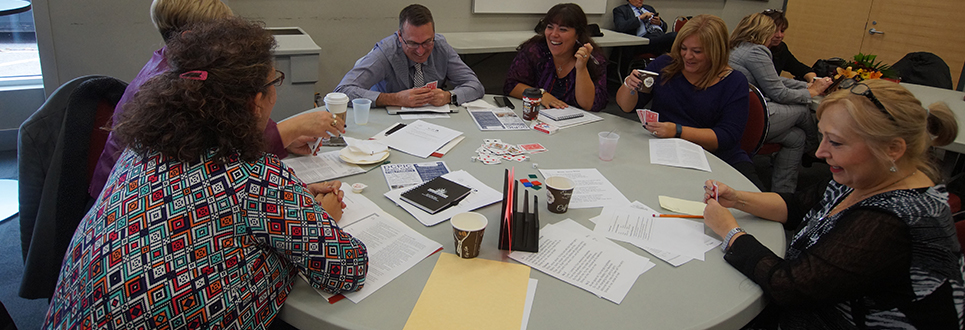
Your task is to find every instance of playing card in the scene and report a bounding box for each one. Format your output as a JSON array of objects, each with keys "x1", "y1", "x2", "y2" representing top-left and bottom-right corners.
[
  {"x1": 519, "y1": 143, "x2": 547, "y2": 154},
  {"x1": 635, "y1": 109, "x2": 648, "y2": 124},
  {"x1": 423, "y1": 80, "x2": 438, "y2": 89},
  {"x1": 713, "y1": 182, "x2": 719, "y2": 202},
  {"x1": 311, "y1": 137, "x2": 323, "y2": 156},
  {"x1": 484, "y1": 139, "x2": 501, "y2": 144},
  {"x1": 511, "y1": 155, "x2": 529, "y2": 162},
  {"x1": 480, "y1": 155, "x2": 501, "y2": 164},
  {"x1": 645, "y1": 109, "x2": 659, "y2": 124}
]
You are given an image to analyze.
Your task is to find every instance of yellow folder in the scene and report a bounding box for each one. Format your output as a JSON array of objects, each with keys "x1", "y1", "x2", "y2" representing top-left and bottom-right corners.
[{"x1": 404, "y1": 252, "x2": 531, "y2": 330}]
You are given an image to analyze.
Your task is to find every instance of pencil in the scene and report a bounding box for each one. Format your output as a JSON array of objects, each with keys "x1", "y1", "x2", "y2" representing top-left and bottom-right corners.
[{"x1": 654, "y1": 214, "x2": 703, "y2": 219}]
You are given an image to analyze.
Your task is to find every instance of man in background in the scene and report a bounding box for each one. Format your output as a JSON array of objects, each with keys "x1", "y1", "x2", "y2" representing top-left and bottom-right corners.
[{"x1": 335, "y1": 4, "x2": 484, "y2": 107}]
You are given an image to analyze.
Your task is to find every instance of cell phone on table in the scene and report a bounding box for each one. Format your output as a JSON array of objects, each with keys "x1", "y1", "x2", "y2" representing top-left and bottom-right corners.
[{"x1": 494, "y1": 95, "x2": 514, "y2": 109}]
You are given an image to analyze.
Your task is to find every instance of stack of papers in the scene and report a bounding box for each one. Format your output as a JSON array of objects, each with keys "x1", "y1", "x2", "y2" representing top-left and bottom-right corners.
[
  {"x1": 509, "y1": 219, "x2": 654, "y2": 304},
  {"x1": 383, "y1": 120, "x2": 463, "y2": 158},
  {"x1": 303, "y1": 185, "x2": 443, "y2": 303},
  {"x1": 282, "y1": 150, "x2": 365, "y2": 183},
  {"x1": 385, "y1": 170, "x2": 502, "y2": 226},
  {"x1": 589, "y1": 201, "x2": 721, "y2": 267},
  {"x1": 649, "y1": 139, "x2": 712, "y2": 172},
  {"x1": 537, "y1": 169, "x2": 630, "y2": 208}
]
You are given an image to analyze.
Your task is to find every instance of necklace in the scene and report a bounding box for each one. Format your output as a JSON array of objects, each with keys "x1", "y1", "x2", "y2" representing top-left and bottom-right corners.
[
  {"x1": 832, "y1": 170, "x2": 917, "y2": 213},
  {"x1": 556, "y1": 66, "x2": 562, "y2": 73}
]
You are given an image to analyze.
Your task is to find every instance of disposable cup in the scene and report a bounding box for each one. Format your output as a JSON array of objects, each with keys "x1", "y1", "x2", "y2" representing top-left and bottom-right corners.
[
  {"x1": 451, "y1": 212, "x2": 488, "y2": 258},
  {"x1": 324, "y1": 92, "x2": 349, "y2": 124},
  {"x1": 352, "y1": 98, "x2": 371, "y2": 125},
  {"x1": 598, "y1": 131, "x2": 620, "y2": 161},
  {"x1": 545, "y1": 176, "x2": 575, "y2": 214}
]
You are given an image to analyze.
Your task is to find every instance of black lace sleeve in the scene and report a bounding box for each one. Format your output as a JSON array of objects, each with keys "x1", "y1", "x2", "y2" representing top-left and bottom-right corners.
[
  {"x1": 724, "y1": 208, "x2": 911, "y2": 308},
  {"x1": 780, "y1": 178, "x2": 831, "y2": 230}
]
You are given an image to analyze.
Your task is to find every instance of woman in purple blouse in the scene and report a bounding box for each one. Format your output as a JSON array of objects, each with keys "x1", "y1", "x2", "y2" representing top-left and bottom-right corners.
[{"x1": 503, "y1": 3, "x2": 607, "y2": 112}]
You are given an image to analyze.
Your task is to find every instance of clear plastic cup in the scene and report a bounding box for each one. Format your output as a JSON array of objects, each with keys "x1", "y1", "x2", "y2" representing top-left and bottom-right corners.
[
  {"x1": 598, "y1": 131, "x2": 619, "y2": 161},
  {"x1": 352, "y1": 98, "x2": 371, "y2": 125}
]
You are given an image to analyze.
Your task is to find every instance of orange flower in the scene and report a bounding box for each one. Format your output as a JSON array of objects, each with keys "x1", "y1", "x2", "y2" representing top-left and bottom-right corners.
[
  {"x1": 868, "y1": 71, "x2": 883, "y2": 79},
  {"x1": 835, "y1": 66, "x2": 858, "y2": 79}
]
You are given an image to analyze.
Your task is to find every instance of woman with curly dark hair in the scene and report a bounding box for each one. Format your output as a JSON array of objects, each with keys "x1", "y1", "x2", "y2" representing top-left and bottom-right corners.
[
  {"x1": 503, "y1": 3, "x2": 607, "y2": 112},
  {"x1": 44, "y1": 17, "x2": 368, "y2": 329}
]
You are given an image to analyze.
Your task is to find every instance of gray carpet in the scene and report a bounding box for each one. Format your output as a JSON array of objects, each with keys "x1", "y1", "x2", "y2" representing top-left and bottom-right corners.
[{"x1": 0, "y1": 149, "x2": 47, "y2": 330}]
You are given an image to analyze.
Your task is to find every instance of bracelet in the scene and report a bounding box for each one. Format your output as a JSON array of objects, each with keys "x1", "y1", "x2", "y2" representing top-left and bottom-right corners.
[
  {"x1": 722, "y1": 227, "x2": 746, "y2": 252},
  {"x1": 675, "y1": 123, "x2": 682, "y2": 138}
]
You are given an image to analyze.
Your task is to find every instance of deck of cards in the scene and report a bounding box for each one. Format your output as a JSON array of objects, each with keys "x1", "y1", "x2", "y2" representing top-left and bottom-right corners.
[
  {"x1": 473, "y1": 139, "x2": 546, "y2": 165},
  {"x1": 422, "y1": 80, "x2": 438, "y2": 89},
  {"x1": 636, "y1": 109, "x2": 659, "y2": 126}
]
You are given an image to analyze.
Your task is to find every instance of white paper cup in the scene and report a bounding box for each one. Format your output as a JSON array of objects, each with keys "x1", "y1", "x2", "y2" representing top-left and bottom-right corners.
[
  {"x1": 352, "y1": 98, "x2": 371, "y2": 125},
  {"x1": 451, "y1": 212, "x2": 488, "y2": 258},
  {"x1": 324, "y1": 92, "x2": 349, "y2": 124}
]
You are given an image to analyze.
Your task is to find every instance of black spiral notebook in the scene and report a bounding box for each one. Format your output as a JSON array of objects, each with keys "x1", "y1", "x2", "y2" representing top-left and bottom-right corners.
[{"x1": 400, "y1": 176, "x2": 473, "y2": 214}]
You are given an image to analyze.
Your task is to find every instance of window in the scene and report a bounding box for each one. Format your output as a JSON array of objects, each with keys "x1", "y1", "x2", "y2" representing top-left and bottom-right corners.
[{"x1": 0, "y1": 1, "x2": 41, "y2": 87}]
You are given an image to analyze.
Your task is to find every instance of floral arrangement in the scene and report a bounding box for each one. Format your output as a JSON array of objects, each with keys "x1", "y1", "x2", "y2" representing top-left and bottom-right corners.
[{"x1": 834, "y1": 53, "x2": 899, "y2": 82}]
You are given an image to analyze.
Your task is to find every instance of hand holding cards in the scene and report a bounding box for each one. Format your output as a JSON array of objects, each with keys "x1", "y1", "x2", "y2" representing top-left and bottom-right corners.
[{"x1": 635, "y1": 109, "x2": 659, "y2": 126}]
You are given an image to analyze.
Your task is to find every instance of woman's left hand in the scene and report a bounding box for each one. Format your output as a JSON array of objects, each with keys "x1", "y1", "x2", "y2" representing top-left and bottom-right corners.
[
  {"x1": 541, "y1": 93, "x2": 569, "y2": 109},
  {"x1": 574, "y1": 43, "x2": 593, "y2": 68},
  {"x1": 703, "y1": 199, "x2": 739, "y2": 239},
  {"x1": 645, "y1": 121, "x2": 677, "y2": 138}
]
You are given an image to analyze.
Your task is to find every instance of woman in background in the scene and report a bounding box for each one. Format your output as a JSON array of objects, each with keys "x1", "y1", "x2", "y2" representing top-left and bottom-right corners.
[
  {"x1": 617, "y1": 14, "x2": 762, "y2": 189},
  {"x1": 704, "y1": 79, "x2": 963, "y2": 329},
  {"x1": 89, "y1": 0, "x2": 344, "y2": 199},
  {"x1": 728, "y1": 13, "x2": 831, "y2": 193},
  {"x1": 45, "y1": 18, "x2": 367, "y2": 329},
  {"x1": 504, "y1": 3, "x2": 607, "y2": 112},
  {"x1": 761, "y1": 9, "x2": 817, "y2": 83}
]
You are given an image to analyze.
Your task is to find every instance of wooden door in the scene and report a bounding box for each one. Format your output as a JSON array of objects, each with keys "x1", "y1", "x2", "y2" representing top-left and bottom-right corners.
[
  {"x1": 783, "y1": 0, "x2": 872, "y2": 75},
  {"x1": 860, "y1": 0, "x2": 965, "y2": 87}
]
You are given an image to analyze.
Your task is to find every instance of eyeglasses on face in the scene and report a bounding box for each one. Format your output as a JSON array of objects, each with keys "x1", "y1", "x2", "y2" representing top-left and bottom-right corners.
[
  {"x1": 265, "y1": 70, "x2": 285, "y2": 88},
  {"x1": 398, "y1": 31, "x2": 434, "y2": 49},
  {"x1": 838, "y1": 78, "x2": 894, "y2": 121}
]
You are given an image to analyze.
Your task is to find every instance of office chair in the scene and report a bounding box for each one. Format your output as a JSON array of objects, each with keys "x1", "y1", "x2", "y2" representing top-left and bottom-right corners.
[{"x1": 18, "y1": 75, "x2": 127, "y2": 299}]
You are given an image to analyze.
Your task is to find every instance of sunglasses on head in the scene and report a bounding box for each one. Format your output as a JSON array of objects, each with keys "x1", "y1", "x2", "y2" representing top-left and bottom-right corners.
[{"x1": 838, "y1": 78, "x2": 894, "y2": 121}]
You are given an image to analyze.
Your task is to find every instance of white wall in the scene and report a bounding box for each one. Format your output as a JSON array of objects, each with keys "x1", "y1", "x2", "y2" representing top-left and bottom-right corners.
[{"x1": 33, "y1": 0, "x2": 782, "y2": 97}]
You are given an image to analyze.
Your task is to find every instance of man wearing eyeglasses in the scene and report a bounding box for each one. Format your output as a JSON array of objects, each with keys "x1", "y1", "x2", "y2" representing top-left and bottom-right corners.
[{"x1": 335, "y1": 4, "x2": 484, "y2": 108}]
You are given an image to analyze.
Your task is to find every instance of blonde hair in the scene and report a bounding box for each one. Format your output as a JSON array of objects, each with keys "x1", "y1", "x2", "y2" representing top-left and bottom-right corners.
[
  {"x1": 729, "y1": 13, "x2": 776, "y2": 48},
  {"x1": 150, "y1": 0, "x2": 233, "y2": 42},
  {"x1": 662, "y1": 15, "x2": 730, "y2": 90},
  {"x1": 816, "y1": 79, "x2": 959, "y2": 182}
]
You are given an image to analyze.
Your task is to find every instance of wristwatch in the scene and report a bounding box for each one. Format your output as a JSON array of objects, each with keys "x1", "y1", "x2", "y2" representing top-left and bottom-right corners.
[
  {"x1": 450, "y1": 92, "x2": 457, "y2": 105},
  {"x1": 722, "y1": 227, "x2": 746, "y2": 252}
]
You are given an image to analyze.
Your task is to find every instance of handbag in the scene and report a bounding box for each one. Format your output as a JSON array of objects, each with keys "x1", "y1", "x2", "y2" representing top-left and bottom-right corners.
[{"x1": 811, "y1": 57, "x2": 846, "y2": 78}]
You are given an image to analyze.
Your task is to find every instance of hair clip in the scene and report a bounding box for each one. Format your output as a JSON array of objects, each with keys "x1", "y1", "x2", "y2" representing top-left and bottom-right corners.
[{"x1": 179, "y1": 70, "x2": 208, "y2": 81}]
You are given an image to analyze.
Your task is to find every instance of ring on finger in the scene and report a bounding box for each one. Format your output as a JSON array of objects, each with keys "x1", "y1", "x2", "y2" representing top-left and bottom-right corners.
[
  {"x1": 331, "y1": 119, "x2": 338, "y2": 127},
  {"x1": 651, "y1": 131, "x2": 658, "y2": 137}
]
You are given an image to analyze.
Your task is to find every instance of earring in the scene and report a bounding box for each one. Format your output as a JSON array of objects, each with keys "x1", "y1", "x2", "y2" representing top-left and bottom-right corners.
[{"x1": 889, "y1": 159, "x2": 898, "y2": 173}]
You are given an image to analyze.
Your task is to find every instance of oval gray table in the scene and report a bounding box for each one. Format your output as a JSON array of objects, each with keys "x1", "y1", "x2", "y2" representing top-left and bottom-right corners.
[{"x1": 279, "y1": 95, "x2": 786, "y2": 330}]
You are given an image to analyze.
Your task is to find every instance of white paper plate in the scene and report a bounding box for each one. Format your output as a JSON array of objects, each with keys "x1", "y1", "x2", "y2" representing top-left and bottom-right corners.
[{"x1": 339, "y1": 148, "x2": 389, "y2": 165}]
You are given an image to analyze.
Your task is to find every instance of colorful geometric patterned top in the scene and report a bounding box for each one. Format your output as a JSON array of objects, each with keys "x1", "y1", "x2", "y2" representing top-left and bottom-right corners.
[{"x1": 44, "y1": 148, "x2": 368, "y2": 329}]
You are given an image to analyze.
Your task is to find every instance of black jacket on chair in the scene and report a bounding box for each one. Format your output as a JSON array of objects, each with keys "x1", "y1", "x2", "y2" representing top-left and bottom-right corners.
[{"x1": 18, "y1": 75, "x2": 126, "y2": 299}]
